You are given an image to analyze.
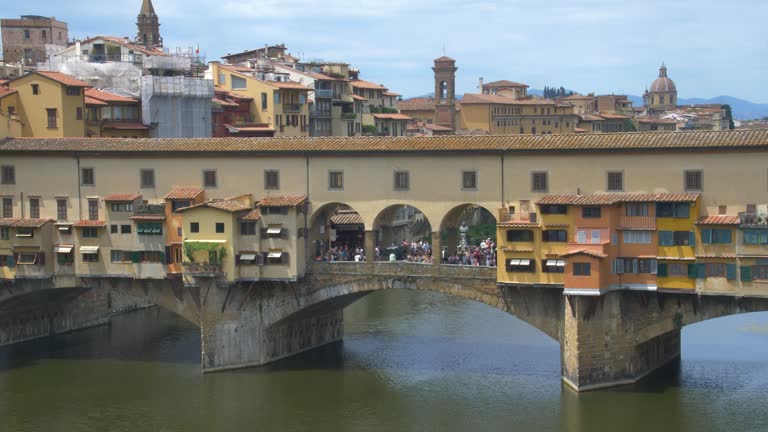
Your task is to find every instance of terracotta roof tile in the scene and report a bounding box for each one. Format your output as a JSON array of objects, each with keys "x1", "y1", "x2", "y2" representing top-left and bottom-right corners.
[
  {"x1": 164, "y1": 188, "x2": 204, "y2": 200},
  {"x1": 350, "y1": 94, "x2": 368, "y2": 101},
  {"x1": 696, "y1": 215, "x2": 740, "y2": 225},
  {"x1": 0, "y1": 87, "x2": 18, "y2": 98},
  {"x1": 177, "y1": 199, "x2": 251, "y2": 213},
  {"x1": 498, "y1": 221, "x2": 540, "y2": 228},
  {"x1": 351, "y1": 80, "x2": 387, "y2": 90},
  {"x1": 102, "y1": 122, "x2": 149, "y2": 130},
  {"x1": 560, "y1": 94, "x2": 593, "y2": 101},
  {"x1": 85, "y1": 96, "x2": 108, "y2": 106},
  {"x1": 1, "y1": 130, "x2": 766, "y2": 154},
  {"x1": 461, "y1": 93, "x2": 557, "y2": 106},
  {"x1": 74, "y1": 220, "x2": 106, "y2": 227},
  {"x1": 561, "y1": 249, "x2": 608, "y2": 259},
  {"x1": 537, "y1": 193, "x2": 700, "y2": 206},
  {"x1": 330, "y1": 210, "x2": 363, "y2": 225},
  {"x1": 213, "y1": 97, "x2": 240, "y2": 108},
  {"x1": 372, "y1": 113, "x2": 412, "y2": 120},
  {"x1": 397, "y1": 97, "x2": 435, "y2": 111},
  {"x1": 241, "y1": 209, "x2": 262, "y2": 221},
  {"x1": 36, "y1": 71, "x2": 90, "y2": 87},
  {"x1": 130, "y1": 214, "x2": 166, "y2": 221},
  {"x1": 85, "y1": 88, "x2": 138, "y2": 103},
  {"x1": 267, "y1": 81, "x2": 310, "y2": 90},
  {"x1": 10, "y1": 218, "x2": 52, "y2": 228},
  {"x1": 483, "y1": 80, "x2": 529, "y2": 88},
  {"x1": 258, "y1": 195, "x2": 307, "y2": 207},
  {"x1": 0, "y1": 218, "x2": 19, "y2": 227},
  {"x1": 383, "y1": 91, "x2": 401, "y2": 97},
  {"x1": 104, "y1": 193, "x2": 141, "y2": 202}
]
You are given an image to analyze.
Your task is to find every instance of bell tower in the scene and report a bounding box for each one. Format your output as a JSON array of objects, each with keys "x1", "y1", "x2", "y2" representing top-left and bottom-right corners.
[
  {"x1": 433, "y1": 56, "x2": 457, "y2": 133},
  {"x1": 136, "y1": 0, "x2": 162, "y2": 49}
]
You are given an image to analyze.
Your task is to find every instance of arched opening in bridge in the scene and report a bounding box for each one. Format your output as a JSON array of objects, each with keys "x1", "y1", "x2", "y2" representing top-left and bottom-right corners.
[
  {"x1": 309, "y1": 202, "x2": 366, "y2": 262},
  {"x1": 439, "y1": 204, "x2": 497, "y2": 266},
  {"x1": 372, "y1": 205, "x2": 433, "y2": 262}
]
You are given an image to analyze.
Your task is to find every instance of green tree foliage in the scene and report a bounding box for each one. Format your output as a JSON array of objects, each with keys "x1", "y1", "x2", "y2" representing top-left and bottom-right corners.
[
  {"x1": 543, "y1": 86, "x2": 574, "y2": 99},
  {"x1": 721, "y1": 104, "x2": 735, "y2": 129},
  {"x1": 623, "y1": 118, "x2": 637, "y2": 132}
]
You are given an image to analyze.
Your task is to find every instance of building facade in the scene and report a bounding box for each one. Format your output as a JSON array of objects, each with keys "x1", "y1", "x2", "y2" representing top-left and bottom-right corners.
[{"x1": 0, "y1": 15, "x2": 68, "y2": 65}]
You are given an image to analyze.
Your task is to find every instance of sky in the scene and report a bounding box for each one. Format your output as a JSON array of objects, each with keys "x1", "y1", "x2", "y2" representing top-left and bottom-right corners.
[{"x1": 5, "y1": 0, "x2": 768, "y2": 102}]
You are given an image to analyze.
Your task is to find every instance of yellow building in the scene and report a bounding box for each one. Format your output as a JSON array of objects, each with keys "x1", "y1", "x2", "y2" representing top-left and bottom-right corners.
[
  {"x1": 460, "y1": 93, "x2": 578, "y2": 135},
  {"x1": 85, "y1": 88, "x2": 149, "y2": 138},
  {"x1": 208, "y1": 62, "x2": 310, "y2": 137},
  {"x1": 5, "y1": 71, "x2": 88, "y2": 137}
]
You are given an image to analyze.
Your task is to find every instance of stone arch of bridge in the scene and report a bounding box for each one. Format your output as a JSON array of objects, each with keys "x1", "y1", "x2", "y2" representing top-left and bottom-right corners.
[
  {"x1": 439, "y1": 203, "x2": 498, "y2": 259},
  {"x1": 268, "y1": 270, "x2": 563, "y2": 342},
  {"x1": 372, "y1": 204, "x2": 434, "y2": 259},
  {"x1": 308, "y1": 201, "x2": 367, "y2": 260}
]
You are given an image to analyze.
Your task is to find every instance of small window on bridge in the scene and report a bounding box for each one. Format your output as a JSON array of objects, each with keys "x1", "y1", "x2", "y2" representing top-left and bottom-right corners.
[
  {"x1": 573, "y1": 262, "x2": 591, "y2": 276},
  {"x1": 506, "y1": 230, "x2": 533, "y2": 242},
  {"x1": 506, "y1": 259, "x2": 535, "y2": 273}
]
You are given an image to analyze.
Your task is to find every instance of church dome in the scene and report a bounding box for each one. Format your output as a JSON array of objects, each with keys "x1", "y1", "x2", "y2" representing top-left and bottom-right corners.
[{"x1": 649, "y1": 64, "x2": 676, "y2": 93}]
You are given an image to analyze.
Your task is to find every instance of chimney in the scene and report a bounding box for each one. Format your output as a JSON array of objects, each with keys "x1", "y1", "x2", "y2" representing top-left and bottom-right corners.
[{"x1": 478, "y1": 77, "x2": 484, "y2": 93}]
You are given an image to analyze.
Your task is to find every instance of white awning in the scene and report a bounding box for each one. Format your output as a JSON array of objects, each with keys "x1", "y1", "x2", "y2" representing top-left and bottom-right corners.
[
  {"x1": 239, "y1": 253, "x2": 257, "y2": 261},
  {"x1": 15, "y1": 233, "x2": 33, "y2": 237},
  {"x1": 80, "y1": 246, "x2": 99, "y2": 254},
  {"x1": 57, "y1": 226, "x2": 72, "y2": 231},
  {"x1": 556, "y1": 260, "x2": 566, "y2": 267},
  {"x1": 519, "y1": 259, "x2": 531, "y2": 266},
  {"x1": 509, "y1": 259, "x2": 521, "y2": 266},
  {"x1": 267, "y1": 251, "x2": 283, "y2": 258},
  {"x1": 56, "y1": 246, "x2": 74, "y2": 253},
  {"x1": 266, "y1": 227, "x2": 282, "y2": 234}
]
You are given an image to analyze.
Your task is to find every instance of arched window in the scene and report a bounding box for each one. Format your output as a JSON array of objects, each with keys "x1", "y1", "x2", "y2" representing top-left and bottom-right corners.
[{"x1": 439, "y1": 81, "x2": 447, "y2": 101}]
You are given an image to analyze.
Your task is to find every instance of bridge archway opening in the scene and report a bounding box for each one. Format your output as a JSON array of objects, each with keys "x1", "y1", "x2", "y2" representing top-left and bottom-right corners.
[
  {"x1": 309, "y1": 202, "x2": 366, "y2": 261},
  {"x1": 372, "y1": 205, "x2": 433, "y2": 262},
  {"x1": 439, "y1": 204, "x2": 497, "y2": 266}
]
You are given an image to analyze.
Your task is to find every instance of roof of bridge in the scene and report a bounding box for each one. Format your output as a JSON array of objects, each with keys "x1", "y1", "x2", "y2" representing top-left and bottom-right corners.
[
  {"x1": 1, "y1": 130, "x2": 767, "y2": 154},
  {"x1": 537, "y1": 192, "x2": 700, "y2": 205}
]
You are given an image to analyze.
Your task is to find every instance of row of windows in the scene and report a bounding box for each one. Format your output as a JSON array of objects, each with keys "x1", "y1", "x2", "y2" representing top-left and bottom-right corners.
[
  {"x1": 504, "y1": 259, "x2": 588, "y2": 275},
  {"x1": 528, "y1": 170, "x2": 703, "y2": 193}
]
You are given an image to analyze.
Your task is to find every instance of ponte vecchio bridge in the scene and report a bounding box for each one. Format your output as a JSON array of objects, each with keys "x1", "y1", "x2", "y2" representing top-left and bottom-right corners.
[{"x1": 1, "y1": 129, "x2": 768, "y2": 390}]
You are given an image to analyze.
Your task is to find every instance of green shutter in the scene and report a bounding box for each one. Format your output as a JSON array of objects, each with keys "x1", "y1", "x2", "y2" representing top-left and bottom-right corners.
[
  {"x1": 741, "y1": 266, "x2": 752, "y2": 282},
  {"x1": 696, "y1": 263, "x2": 706, "y2": 279},
  {"x1": 7, "y1": 254, "x2": 15, "y2": 267},
  {"x1": 720, "y1": 229, "x2": 732, "y2": 244},
  {"x1": 687, "y1": 264, "x2": 697, "y2": 279},
  {"x1": 726, "y1": 263, "x2": 737, "y2": 280},
  {"x1": 131, "y1": 251, "x2": 141, "y2": 263},
  {"x1": 657, "y1": 263, "x2": 668, "y2": 277},
  {"x1": 137, "y1": 224, "x2": 145, "y2": 234},
  {"x1": 659, "y1": 231, "x2": 673, "y2": 246},
  {"x1": 701, "y1": 229, "x2": 712, "y2": 244},
  {"x1": 689, "y1": 231, "x2": 696, "y2": 248}
]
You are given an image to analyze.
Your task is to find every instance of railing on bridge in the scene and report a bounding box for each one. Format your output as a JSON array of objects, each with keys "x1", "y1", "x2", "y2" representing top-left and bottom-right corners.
[
  {"x1": 182, "y1": 262, "x2": 223, "y2": 275},
  {"x1": 310, "y1": 261, "x2": 497, "y2": 280}
]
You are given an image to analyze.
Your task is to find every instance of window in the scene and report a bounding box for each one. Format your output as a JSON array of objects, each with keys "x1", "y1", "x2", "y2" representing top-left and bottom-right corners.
[
  {"x1": 669, "y1": 263, "x2": 688, "y2": 276},
  {"x1": 231, "y1": 76, "x2": 247, "y2": 90},
  {"x1": 47, "y1": 108, "x2": 57, "y2": 128},
  {"x1": 140, "y1": 169, "x2": 155, "y2": 189},
  {"x1": 265, "y1": 251, "x2": 289, "y2": 265},
  {"x1": 241, "y1": 222, "x2": 257, "y2": 235},
  {"x1": 531, "y1": 171, "x2": 548, "y2": 192},
  {"x1": 1, "y1": 227, "x2": 8, "y2": 240},
  {"x1": 576, "y1": 230, "x2": 587, "y2": 244},
  {"x1": 137, "y1": 223, "x2": 162, "y2": 235},
  {"x1": 203, "y1": 169, "x2": 217, "y2": 188},
  {"x1": 57, "y1": 199, "x2": 67, "y2": 220},
  {"x1": 701, "y1": 228, "x2": 732, "y2": 244},
  {"x1": 140, "y1": 251, "x2": 163, "y2": 263},
  {"x1": 190, "y1": 222, "x2": 199, "y2": 233},
  {"x1": 462, "y1": 170, "x2": 477, "y2": 190},
  {"x1": 265, "y1": 170, "x2": 280, "y2": 190},
  {"x1": 16, "y1": 228, "x2": 33, "y2": 238},
  {"x1": 329, "y1": 170, "x2": 343, "y2": 190},
  {"x1": 2, "y1": 198, "x2": 12, "y2": 218},
  {"x1": 261, "y1": 93, "x2": 268, "y2": 110},
  {"x1": 607, "y1": 171, "x2": 624, "y2": 192},
  {"x1": 82, "y1": 227, "x2": 98, "y2": 238},
  {"x1": 17, "y1": 253, "x2": 38, "y2": 265},
  {"x1": 110, "y1": 202, "x2": 134, "y2": 212},
  {"x1": 506, "y1": 259, "x2": 536, "y2": 273},
  {"x1": 542, "y1": 259, "x2": 565, "y2": 273},
  {"x1": 539, "y1": 204, "x2": 567, "y2": 215},
  {"x1": 743, "y1": 230, "x2": 768, "y2": 245},
  {"x1": 506, "y1": 230, "x2": 533, "y2": 242},
  {"x1": 394, "y1": 170, "x2": 409, "y2": 191},
  {"x1": 590, "y1": 230, "x2": 601, "y2": 244},
  {"x1": 177, "y1": 227, "x2": 182, "y2": 236},
  {"x1": 76, "y1": 107, "x2": 83, "y2": 120},
  {"x1": 706, "y1": 263, "x2": 725, "y2": 277},
  {"x1": 274, "y1": 92, "x2": 280, "y2": 104},
  {"x1": 625, "y1": 203, "x2": 649, "y2": 217},
  {"x1": 88, "y1": 199, "x2": 99, "y2": 221},
  {"x1": 572, "y1": 263, "x2": 591, "y2": 276},
  {"x1": 66, "y1": 87, "x2": 81, "y2": 96},
  {"x1": 111, "y1": 250, "x2": 131, "y2": 263},
  {"x1": 623, "y1": 231, "x2": 651, "y2": 244},
  {"x1": 0, "y1": 165, "x2": 14, "y2": 184},
  {"x1": 172, "y1": 200, "x2": 191, "y2": 212},
  {"x1": 582, "y1": 207, "x2": 601, "y2": 218},
  {"x1": 82, "y1": 252, "x2": 99, "y2": 263},
  {"x1": 57, "y1": 251, "x2": 74, "y2": 265},
  {"x1": 31, "y1": 84, "x2": 39, "y2": 95},
  {"x1": 612, "y1": 258, "x2": 657, "y2": 274},
  {"x1": 111, "y1": 224, "x2": 118, "y2": 234},
  {"x1": 684, "y1": 170, "x2": 703, "y2": 191},
  {"x1": 29, "y1": 198, "x2": 40, "y2": 219},
  {"x1": 24, "y1": 30, "x2": 30, "y2": 39},
  {"x1": 656, "y1": 202, "x2": 690, "y2": 218},
  {"x1": 81, "y1": 168, "x2": 95, "y2": 186},
  {"x1": 542, "y1": 230, "x2": 567, "y2": 242},
  {"x1": 262, "y1": 226, "x2": 287, "y2": 239},
  {"x1": 262, "y1": 206, "x2": 288, "y2": 215},
  {"x1": 753, "y1": 265, "x2": 768, "y2": 281},
  {"x1": 121, "y1": 225, "x2": 131, "y2": 234},
  {"x1": 215, "y1": 223, "x2": 225, "y2": 233}
]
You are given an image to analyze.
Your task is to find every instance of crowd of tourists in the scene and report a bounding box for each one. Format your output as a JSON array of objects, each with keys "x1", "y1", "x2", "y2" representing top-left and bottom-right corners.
[
  {"x1": 316, "y1": 244, "x2": 365, "y2": 262},
  {"x1": 317, "y1": 238, "x2": 497, "y2": 267},
  {"x1": 442, "y1": 238, "x2": 497, "y2": 267}
]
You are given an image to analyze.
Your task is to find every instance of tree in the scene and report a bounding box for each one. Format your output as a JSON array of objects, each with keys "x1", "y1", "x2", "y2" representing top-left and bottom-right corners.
[
  {"x1": 721, "y1": 104, "x2": 735, "y2": 129},
  {"x1": 623, "y1": 118, "x2": 637, "y2": 132}
]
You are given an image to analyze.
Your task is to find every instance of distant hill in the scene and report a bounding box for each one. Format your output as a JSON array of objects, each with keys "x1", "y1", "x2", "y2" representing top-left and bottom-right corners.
[{"x1": 412, "y1": 91, "x2": 768, "y2": 120}]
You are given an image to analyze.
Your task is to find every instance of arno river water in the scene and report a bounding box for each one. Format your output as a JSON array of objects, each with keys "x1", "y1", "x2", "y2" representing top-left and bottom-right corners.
[{"x1": 1, "y1": 289, "x2": 768, "y2": 432}]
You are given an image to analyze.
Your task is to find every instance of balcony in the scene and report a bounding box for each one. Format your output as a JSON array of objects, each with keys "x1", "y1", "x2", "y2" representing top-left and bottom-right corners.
[
  {"x1": 341, "y1": 112, "x2": 357, "y2": 121},
  {"x1": 739, "y1": 213, "x2": 768, "y2": 227},
  {"x1": 283, "y1": 104, "x2": 301, "y2": 113},
  {"x1": 314, "y1": 89, "x2": 333, "y2": 98},
  {"x1": 310, "y1": 109, "x2": 332, "y2": 118},
  {"x1": 182, "y1": 262, "x2": 222, "y2": 275}
]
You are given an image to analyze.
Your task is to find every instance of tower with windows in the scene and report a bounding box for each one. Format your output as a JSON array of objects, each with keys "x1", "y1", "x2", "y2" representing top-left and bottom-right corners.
[
  {"x1": 433, "y1": 56, "x2": 457, "y2": 132},
  {"x1": 136, "y1": 0, "x2": 162, "y2": 49}
]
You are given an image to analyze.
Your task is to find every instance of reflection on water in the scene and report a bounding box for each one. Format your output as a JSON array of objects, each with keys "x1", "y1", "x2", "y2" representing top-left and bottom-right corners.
[{"x1": 0, "y1": 289, "x2": 767, "y2": 432}]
